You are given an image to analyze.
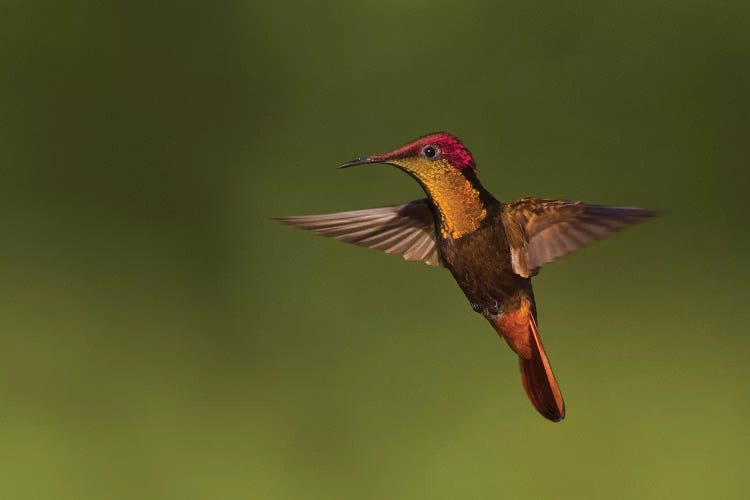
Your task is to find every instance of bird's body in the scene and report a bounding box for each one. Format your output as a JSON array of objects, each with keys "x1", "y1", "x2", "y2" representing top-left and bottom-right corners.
[
  {"x1": 437, "y1": 191, "x2": 529, "y2": 318},
  {"x1": 278, "y1": 132, "x2": 656, "y2": 422}
]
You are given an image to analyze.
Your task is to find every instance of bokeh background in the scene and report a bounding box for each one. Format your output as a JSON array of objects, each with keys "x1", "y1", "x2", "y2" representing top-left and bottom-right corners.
[{"x1": 1, "y1": 1, "x2": 749, "y2": 498}]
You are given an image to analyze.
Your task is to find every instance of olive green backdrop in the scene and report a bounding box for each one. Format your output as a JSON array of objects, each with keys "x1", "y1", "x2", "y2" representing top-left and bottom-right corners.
[{"x1": 0, "y1": 1, "x2": 748, "y2": 499}]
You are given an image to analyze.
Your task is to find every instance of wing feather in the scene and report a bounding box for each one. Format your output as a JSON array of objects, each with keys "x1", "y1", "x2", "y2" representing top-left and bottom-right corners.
[
  {"x1": 406, "y1": 234, "x2": 435, "y2": 262},
  {"x1": 276, "y1": 199, "x2": 443, "y2": 266},
  {"x1": 503, "y1": 198, "x2": 657, "y2": 277}
]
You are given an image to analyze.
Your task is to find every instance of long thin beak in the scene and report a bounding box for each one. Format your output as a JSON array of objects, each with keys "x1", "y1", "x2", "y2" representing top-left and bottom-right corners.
[{"x1": 338, "y1": 156, "x2": 381, "y2": 169}]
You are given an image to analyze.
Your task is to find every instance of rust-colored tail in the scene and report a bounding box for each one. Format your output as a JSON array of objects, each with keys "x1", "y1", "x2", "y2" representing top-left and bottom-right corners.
[
  {"x1": 490, "y1": 300, "x2": 565, "y2": 422},
  {"x1": 519, "y1": 315, "x2": 565, "y2": 422}
]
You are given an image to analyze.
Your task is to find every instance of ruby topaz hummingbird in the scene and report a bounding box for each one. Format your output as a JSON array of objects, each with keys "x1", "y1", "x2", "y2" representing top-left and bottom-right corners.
[{"x1": 277, "y1": 133, "x2": 656, "y2": 422}]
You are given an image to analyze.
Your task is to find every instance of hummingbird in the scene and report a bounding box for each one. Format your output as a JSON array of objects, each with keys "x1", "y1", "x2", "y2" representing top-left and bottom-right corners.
[{"x1": 277, "y1": 133, "x2": 656, "y2": 422}]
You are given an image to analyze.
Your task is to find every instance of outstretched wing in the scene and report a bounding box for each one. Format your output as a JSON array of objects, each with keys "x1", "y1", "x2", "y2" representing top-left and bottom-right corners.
[
  {"x1": 502, "y1": 197, "x2": 657, "y2": 278},
  {"x1": 276, "y1": 199, "x2": 442, "y2": 266}
]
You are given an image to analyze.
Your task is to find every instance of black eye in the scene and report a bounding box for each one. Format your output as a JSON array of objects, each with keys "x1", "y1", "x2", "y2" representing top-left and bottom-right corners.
[{"x1": 423, "y1": 145, "x2": 439, "y2": 159}]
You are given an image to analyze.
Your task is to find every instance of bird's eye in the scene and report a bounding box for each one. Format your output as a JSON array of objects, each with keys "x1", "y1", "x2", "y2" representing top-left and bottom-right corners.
[{"x1": 422, "y1": 145, "x2": 440, "y2": 160}]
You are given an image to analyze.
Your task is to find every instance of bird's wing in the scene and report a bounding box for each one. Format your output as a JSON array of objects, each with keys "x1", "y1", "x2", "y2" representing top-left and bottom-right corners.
[
  {"x1": 276, "y1": 199, "x2": 443, "y2": 266},
  {"x1": 502, "y1": 197, "x2": 657, "y2": 278}
]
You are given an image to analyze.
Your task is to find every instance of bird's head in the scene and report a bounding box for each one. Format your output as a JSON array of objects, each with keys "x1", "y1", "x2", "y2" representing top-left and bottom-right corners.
[
  {"x1": 340, "y1": 132, "x2": 476, "y2": 176},
  {"x1": 339, "y1": 132, "x2": 490, "y2": 239}
]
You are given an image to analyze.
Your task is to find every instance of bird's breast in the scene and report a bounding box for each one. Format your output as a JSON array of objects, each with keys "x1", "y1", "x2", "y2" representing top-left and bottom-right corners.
[{"x1": 439, "y1": 219, "x2": 531, "y2": 316}]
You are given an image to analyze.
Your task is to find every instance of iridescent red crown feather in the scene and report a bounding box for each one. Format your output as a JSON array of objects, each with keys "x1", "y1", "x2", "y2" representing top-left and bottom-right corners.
[{"x1": 372, "y1": 132, "x2": 476, "y2": 171}]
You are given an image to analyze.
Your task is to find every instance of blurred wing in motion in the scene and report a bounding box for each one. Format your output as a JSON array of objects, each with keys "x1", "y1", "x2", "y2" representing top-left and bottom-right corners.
[
  {"x1": 503, "y1": 198, "x2": 657, "y2": 278},
  {"x1": 276, "y1": 199, "x2": 442, "y2": 266}
]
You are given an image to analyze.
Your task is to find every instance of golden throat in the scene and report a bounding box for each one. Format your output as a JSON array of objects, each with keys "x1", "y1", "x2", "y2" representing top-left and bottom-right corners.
[{"x1": 396, "y1": 158, "x2": 487, "y2": 239}]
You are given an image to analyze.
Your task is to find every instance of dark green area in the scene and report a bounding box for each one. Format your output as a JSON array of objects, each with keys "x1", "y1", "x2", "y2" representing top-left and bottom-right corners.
[{"x1": 0, "y1": 1, "x2": 748, "y2": 498}]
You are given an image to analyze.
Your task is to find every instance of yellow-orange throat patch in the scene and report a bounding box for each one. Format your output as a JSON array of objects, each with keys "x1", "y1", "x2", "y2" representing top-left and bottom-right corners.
[{"x1": 408, "y1": 159, "x2": 487, "y2": 238}]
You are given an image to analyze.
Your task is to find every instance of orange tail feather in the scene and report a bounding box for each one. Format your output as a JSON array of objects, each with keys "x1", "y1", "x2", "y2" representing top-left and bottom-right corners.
[
  {"x1": 490, "y1": 301, "x2": 565, "y2": 422},
  {"x1": 519, "y1": 315, "x2": 565, "y2": 422}
]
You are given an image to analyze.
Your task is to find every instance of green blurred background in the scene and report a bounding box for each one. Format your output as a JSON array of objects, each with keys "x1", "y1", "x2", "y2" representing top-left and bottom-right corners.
[{"x1": 0, "y1": 1, "x2": 748, "y2": 498}]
